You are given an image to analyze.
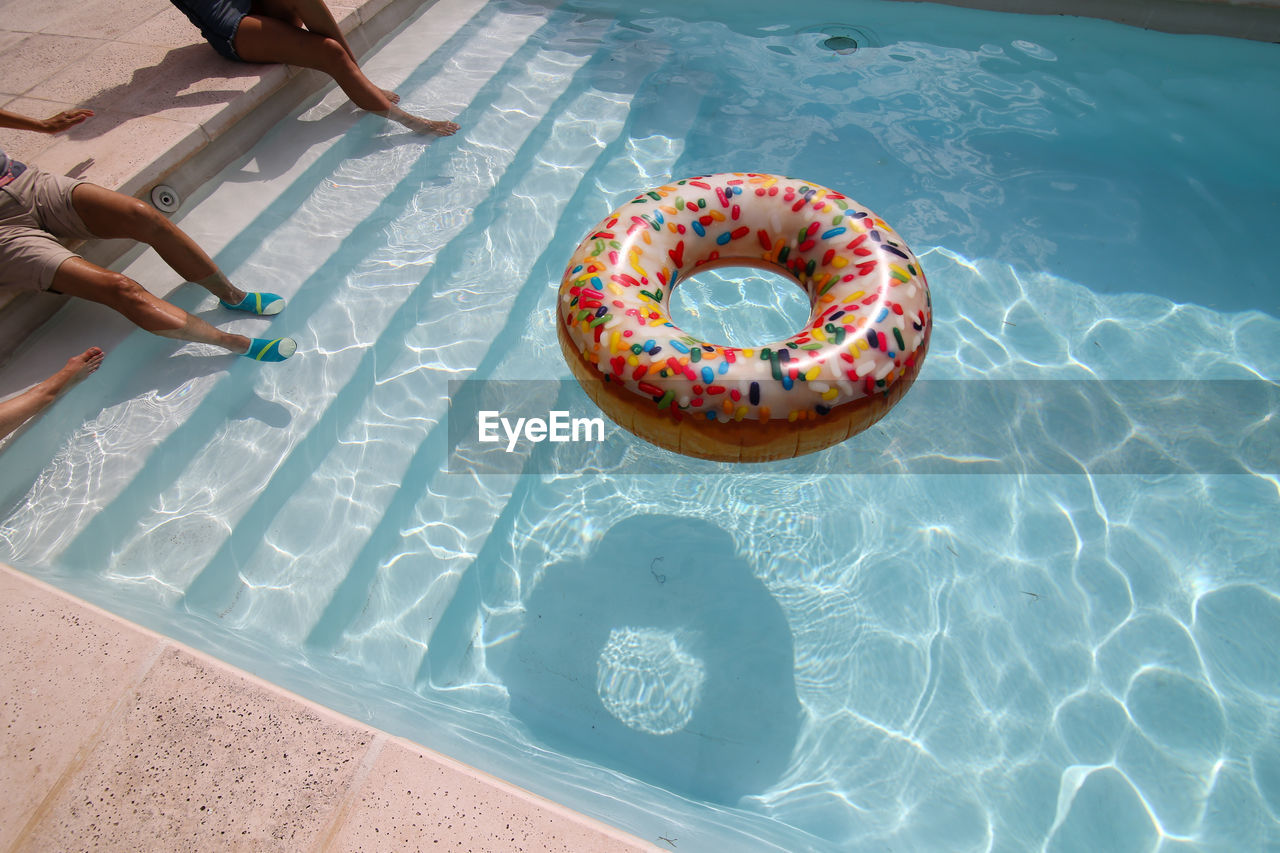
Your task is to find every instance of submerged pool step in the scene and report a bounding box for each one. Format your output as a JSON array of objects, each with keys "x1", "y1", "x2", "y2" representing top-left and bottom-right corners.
[
  {"x1": 6, "y1": 6, "x2": 553, "y2": 587},
  {"x1": 214, "y1": 65, "x2": 644, "y2": 665},
  {"x1": 0, "y1": 0, "x2": 503, "y2": 569},
  {"x1": 183, "y1": 10, "x2": 707, "y2": 670},
  {"x1": 321, "y1": 127, "x2": 707, "y2": 689},
  {"x1": 178, "y1": 28, "x2": 620, "y2": 634},
  {"x1": 305, "y1": 108, "x2": 675, "y2": 676},
  {"x1": 298, "y1": 48, "x2": 716, "y2": 686}
]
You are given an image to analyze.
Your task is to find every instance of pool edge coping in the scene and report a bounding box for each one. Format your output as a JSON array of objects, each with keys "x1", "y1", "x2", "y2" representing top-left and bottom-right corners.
[{"x1": 913, "y1": 0, "x2": 1280, "y2": 41}]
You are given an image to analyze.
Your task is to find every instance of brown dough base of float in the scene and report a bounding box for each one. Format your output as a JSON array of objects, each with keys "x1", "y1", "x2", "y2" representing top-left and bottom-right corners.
[{"x1": 558, "y1": 324, "x2": 927, "y2": 463}]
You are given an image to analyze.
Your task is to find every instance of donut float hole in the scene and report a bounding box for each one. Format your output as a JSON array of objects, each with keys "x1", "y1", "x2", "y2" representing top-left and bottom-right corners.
[{"x1": 668, "y1": 267, "x2": 811, "y2": 349}]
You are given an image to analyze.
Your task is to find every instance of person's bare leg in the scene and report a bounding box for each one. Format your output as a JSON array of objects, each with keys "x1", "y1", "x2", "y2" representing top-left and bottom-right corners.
[
  {"x1": 252, "y1": 0, "x2": 400, "y2": 102},
  {"x1": 254, "y1": 0, "x2": 355, "y2": 62},
  {"x1": 69, "y1": 183, "x2": 249, "y2": 305},
  {"x1": 70, "y1": 183, "x2": 284, "y2": 314},
  {"x1": 51, "y1": 258, "x2": 252, "y2": 354},
  {"x1": 0, "y1": 347, "x2": 104, "y2": 441},
  {"x1": 234, "y1": 13, "x2": 458, "y2": 135},
  {"x1": 236, "y1": 15, "x2": 386, "y2": 110}
]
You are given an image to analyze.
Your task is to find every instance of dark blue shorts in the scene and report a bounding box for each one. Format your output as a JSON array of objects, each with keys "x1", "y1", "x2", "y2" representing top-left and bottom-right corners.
[{"x1": 170, "y1": 0, "x2": 253, "y2": 61}]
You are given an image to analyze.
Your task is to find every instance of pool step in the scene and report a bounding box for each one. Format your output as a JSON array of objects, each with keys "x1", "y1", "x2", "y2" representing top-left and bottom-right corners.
[
  {"x1": 181, "y1": 12, "x2": 705, "y2": 672},
  {"x1": 304, "y1": 115, "x2": 673, "y2": 682},
  {"x1": 0, "y1": 5, "x2": 551, "y2": 579},
  {"x1": 180, "y1": 30, "x2": 619, "y2": 644},
  {"x1": 341, "y1": 131, "x2": 710, "y2": 691},
  {"x1": 0, "y1": 0, "x2": 497, "y2": 564}
]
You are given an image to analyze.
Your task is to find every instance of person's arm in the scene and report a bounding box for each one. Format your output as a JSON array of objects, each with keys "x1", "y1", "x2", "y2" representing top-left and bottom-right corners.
[{"x1": 0, "y1": 108, "x2": 94, "y2": 134}]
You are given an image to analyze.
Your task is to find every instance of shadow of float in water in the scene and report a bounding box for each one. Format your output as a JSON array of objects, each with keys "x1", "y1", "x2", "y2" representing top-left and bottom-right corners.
[{"x1": 490, "y1": 513, "x2": 801, "y2": 804}]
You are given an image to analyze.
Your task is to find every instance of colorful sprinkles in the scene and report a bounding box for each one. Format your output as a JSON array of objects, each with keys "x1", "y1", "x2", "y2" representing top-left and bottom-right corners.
[{"x1": 558, "y1": 172, "x2": 932, "y2": 435}]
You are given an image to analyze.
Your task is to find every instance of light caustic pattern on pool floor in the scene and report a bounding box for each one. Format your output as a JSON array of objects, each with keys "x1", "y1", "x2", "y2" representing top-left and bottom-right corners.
[{"x1": 1, "y1": 0, "x2": 1279, "y2": 850}]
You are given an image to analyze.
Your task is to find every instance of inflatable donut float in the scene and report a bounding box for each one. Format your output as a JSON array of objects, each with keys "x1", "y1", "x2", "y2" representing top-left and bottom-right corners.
[{"x1": 557, "y1": 172, "x2": 932, "y2": 462}]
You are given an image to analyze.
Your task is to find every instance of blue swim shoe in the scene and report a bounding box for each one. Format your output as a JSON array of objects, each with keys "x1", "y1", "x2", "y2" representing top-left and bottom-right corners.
[
  {"x1": 221, "y1": 292, "x2": 285, "y2": 315},
  {"x1": 243, "y1": 338, "x2": 297, "y2": 362}
]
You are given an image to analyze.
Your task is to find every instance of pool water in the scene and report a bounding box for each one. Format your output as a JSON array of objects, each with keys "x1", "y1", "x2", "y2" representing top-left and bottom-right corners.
[{"x1": 2, "y1": 0, "x2": 1279, "y2": 849}]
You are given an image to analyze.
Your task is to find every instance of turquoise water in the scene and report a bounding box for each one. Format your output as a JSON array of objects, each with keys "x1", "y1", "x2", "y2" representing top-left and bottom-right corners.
[{"x1": 2, "y1": 0, "x2": 1279, "y2": 849}]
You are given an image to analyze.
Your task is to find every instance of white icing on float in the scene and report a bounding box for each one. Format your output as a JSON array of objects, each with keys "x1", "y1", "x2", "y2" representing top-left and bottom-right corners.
[{"x1": 557, "y1": 172, "x2": 932, "y2": 462}]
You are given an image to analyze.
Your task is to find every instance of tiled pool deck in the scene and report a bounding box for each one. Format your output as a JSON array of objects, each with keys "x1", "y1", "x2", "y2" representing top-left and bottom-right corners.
[
  {"x1": 0, "y1": 564, "x2": 657, "y2": 851},
  {"x1": 1, "y1": 0, "x2": 1278, "y2": 849}
]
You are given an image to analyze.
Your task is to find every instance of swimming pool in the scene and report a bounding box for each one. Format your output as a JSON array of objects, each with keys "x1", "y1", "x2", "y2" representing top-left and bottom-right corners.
[{"x1": 2, "y1": 0, "x2": 1279, "y2": 849}]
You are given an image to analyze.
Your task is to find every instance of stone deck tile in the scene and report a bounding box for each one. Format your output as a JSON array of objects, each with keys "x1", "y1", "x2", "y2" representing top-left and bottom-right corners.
[
  {"x1": 328, "y1": 742, "x2": 655, "y2": 853},
  {"x1": 0, "y1": 567, "x2": 162, "y2": 839},
  {"x1": 12, "y1": 647, "x2": 372, "y2": 852}
]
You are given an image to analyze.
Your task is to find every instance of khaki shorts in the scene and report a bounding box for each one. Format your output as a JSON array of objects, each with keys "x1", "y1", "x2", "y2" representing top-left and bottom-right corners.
[{"x1": 0, "y1": 167, "x2": 95, "y2": 293}]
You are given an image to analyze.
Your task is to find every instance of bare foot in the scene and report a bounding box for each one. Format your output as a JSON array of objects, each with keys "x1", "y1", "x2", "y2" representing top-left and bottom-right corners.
[
  {"x1": 0, "y1": 347, "x2": 104, "y2": 442},
  {"x1": 58, "y1": 347, "x2": 105, "y2": 388},
  {"x1": 381, "y1": 89, "x2": 401, "y2": 104},
  {"x1": 379, "y1": 106, "x2": 459, "y2": 136}
]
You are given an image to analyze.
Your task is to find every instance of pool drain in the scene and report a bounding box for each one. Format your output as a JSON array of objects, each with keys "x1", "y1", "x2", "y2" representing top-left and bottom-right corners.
[{"x1": 798, "y1": 23, "x2": 882, "y2": 55}]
